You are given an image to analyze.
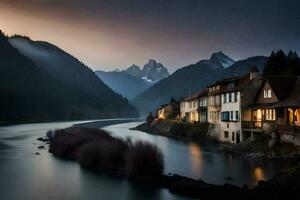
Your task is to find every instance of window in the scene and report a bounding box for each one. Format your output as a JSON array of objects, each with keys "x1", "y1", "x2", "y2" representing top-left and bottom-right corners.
[
  {"x1": 221, "y1": 112, "x2": 230, "y2": 121},
  {"x1": 265, "y1": 109, "x2": 275, "y2": 120},
  {"x1": 224, "y1": 131, "x2": 229, "y2": 138},
  {"x1": 235, "y1": 111, "x2": 239, "y2": 121},
  {"x1": 228, "y1": 82, "x2": 235, "y2": 89},
  {"x1": 193, "y1": 102, "x2": 196, "y2": 108},
  {"x1": 223, "y1": 94, "x2": 227, "y2": 103},
  {"x1": 264, "y1": 89, "x2": 272, "y2": 98},
  {"x1": 230, "y1": 111, "x2": 234, "y2": 120},
  {"x1": 231, "y1": 92, "x2": 235, "y2": 102},
  {"x1": 232, "y1": 132, "x2": 235, "y2": 141},
  {"x1": 234, "y1": 92, "x2": 238, "y2": 102},
  {"x1": 263, "y1": 90, "x2": 267, "y2": 98},
  {"x1": 229, "y1": 93, "x2": 232, "y2": 102},
  {"x1": 267, "y1": 89, "x2": 272, "y2": 98}
]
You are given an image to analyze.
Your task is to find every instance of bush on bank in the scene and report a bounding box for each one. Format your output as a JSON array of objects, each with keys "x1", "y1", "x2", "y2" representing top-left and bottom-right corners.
[{"x1": 48, "y1": 128, "x2": 164, "y2": 177}]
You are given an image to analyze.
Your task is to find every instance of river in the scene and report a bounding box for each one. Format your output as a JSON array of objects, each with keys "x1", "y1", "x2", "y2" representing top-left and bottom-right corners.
[{"x1": 0, "y1": 119, "x2": 296, "y2": 200}]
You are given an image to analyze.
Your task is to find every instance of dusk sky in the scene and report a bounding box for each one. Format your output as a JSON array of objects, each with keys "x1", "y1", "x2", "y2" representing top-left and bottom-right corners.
[{"x1": 0, "y1": 0, "x2": 299, "y2": 72}]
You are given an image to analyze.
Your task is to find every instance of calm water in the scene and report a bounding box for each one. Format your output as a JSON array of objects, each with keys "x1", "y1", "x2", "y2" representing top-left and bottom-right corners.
[{"x1": 0, "y1": 120, "x2": 296, "y2": 200}]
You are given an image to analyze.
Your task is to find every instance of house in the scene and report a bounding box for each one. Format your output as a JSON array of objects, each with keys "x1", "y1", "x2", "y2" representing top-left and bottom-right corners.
[
  {"x1": 198, "y1": 89, "x2": 208, "y2": 123},
  {"x1": 273, "y1": 77, "x2": 300, "y2": 145},
  {"x1": 180, "y1": 89, "x2": 208, "y2": 123},
  {"x1": 242, "y1": 76, "x2": 297, "y2": 139},
  {"x1": 157, "y1": 99, "x2": 180, "y2": 119},
  {"x1": 207, "y1": 81, "x2": 222, "y2": 138},
  {"x1": 216, "y1": 66, "x2": 262, "y2": 143}
]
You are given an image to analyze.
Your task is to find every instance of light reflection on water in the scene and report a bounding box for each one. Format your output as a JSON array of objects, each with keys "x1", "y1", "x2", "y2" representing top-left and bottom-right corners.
[
  {"x1": 253, "y1": 167, "x2": 266, "y2": 182},
  {"x1": 0, "y1": 120, "x2": 297, "y2": 200},
  {"x1": 188, "y1": 143, "x2": 203, "y2": 177}
]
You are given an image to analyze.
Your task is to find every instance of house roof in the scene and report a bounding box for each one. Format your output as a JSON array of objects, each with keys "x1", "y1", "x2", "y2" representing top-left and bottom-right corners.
[
  {"x1": 275, "y1": 77, "x2": 300, "y2": 107},
  {"x1": 266, "y1": 77, "x2": 297, "y2": 101},
  {"x1": 253, "y1": 76, "x2": 297, "y2": 102},
  {"x1": 207, "y1": 73, "x2": 253, "y2": 94},
  {"x1": 183, "y1": 88, "x2": 208, "y2": 101}
]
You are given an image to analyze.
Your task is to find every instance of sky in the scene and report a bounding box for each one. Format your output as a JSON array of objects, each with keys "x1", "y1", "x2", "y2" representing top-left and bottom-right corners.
[{"x1": 0, "y1": 0, "x2": 299, "y2": 72}]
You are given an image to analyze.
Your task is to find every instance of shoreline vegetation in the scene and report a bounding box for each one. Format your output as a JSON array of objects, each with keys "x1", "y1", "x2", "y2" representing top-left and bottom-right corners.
[
  {"x1": 43, "y1": 127, "x2": 300, "y2": 199},
  {"x1": 132, "y1": 119, "x2": 300, "y2": 160}
]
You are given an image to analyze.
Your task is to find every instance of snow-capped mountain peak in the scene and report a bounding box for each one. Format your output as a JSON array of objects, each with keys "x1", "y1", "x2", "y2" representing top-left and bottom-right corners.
[
  {"x1": 122, "y1": 59, "x2": 169, "y2": 82},
  {"x1": 210, "y1": 51, "x2": 235, "y2": 68}
]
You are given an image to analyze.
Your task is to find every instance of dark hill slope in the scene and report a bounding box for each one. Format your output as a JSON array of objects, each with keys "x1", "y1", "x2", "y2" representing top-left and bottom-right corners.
[{"x1": 0, "y1": 34, "x2": 138, "y2": 122}]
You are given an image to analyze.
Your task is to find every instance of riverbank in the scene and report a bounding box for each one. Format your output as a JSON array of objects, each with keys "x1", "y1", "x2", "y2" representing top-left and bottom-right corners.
[
  {"x1": 133, "y1": 119, "x2": 300, "y2": 160},
  {"x1": 43, "y1": 126, "x2": 300, "y2": 200},
  {"x1": 0, "y1": 118, "x2": 140, "y2": 127},
  {"x1": 131, "y1": 119, "x2": 214, "y2": 143}
]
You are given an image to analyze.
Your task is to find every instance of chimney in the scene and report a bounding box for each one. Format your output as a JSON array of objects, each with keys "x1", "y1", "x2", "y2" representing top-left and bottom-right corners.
[{"x1": 250, "y1": 66, "x2": 258, "y2": 80}]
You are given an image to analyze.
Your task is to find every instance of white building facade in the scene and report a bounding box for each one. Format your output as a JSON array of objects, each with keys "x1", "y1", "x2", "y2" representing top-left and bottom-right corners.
[{"x1": 220, "y1": 91, "x2": 242, "y2": 143}]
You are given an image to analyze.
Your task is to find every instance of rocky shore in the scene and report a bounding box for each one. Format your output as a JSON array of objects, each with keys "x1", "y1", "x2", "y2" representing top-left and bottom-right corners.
[{"x1": 131, "y1": 119, "x2": 213, "y2": 143}]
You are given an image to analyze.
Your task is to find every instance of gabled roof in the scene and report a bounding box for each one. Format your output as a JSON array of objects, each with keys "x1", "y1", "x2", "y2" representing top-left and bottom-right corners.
[
  {"x1": 207, "y1": 73, "x2": 253, "y2": 94},
  {"x1": 259, "y1": 76, "x2": 297, "y2": 101},
  {"x1": 183, "y1": 88, "x2": 208, "y2": 101},
  {"x1": 275, "y1": 77, "x2": 300, "y2": 107}
]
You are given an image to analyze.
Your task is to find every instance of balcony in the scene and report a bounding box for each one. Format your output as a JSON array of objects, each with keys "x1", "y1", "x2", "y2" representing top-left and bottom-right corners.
[
  {"x1": 242, "y1": 121, "x2": 275, "y2": 133},
  {"x1": 278, "y1": 124, "x2": 300, "y2": 137}
]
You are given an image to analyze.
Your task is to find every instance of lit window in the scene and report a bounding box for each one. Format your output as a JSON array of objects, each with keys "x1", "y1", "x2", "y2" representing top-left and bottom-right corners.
[
  {"x1": 267, "y1": 90, "x2": 272, "y2": 98},
  {"x1": 263, "y1": 90, "x2": 267, "y2": 98},
  {"x1": 264, "y1": 89, "x2": 272, "y2": 98}
]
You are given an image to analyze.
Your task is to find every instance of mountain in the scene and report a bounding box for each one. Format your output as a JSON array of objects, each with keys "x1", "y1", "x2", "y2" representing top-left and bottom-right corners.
[
  {"x1": 196, "y1": 51, "x2": 235, "y2": 71},
  {"x1": 95, "y1": 70, "x2": 152, "y2": 100},
  {"x1": 209, "y1": 52, "x2": 235, "y2": 68},
  {"x1": 133, "y1": 53, "x2": 267, "y2": 116},
  {"x1": 1, "y1": 33, "x2": 138, "y2": 122},
  {"x1": 122, "y1": 59, "x2": 169, "y2": 82}
]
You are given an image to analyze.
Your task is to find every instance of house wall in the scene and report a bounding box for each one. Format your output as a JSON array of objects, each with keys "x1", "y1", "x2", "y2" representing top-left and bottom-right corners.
[
  {"x1": 220, "y1": 92, "x2": 242, "y2": 143},
  {"x1": 241, "y1": 109, "x2": 251, "y2": 121},
  {"x1": 207, "y1": 94, "x2": 221, "y2": 123},
  {"x1": 180, "y1": 100, "x2": 199, "y2": 122},
  {"x1": 199, "y1": 97, "x2": 208, "y2": 123},
  {"x1": 207, "y1": 94, "x2": 221, "y2": 139}
]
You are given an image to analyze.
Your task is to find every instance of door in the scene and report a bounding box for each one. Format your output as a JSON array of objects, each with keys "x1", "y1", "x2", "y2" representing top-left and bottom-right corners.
[{"x1": 236, "y1": 132, "x2": 240, "y2": 144}]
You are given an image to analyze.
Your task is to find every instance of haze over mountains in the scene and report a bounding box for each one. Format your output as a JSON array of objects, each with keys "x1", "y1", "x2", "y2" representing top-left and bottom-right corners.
[
  {"x1": 0, "y1": 32, "x2": 138, "y2": 122},
  {"x1": 95, "y1": 70, "x2": 153, "y2": 101},
  {"x1": 132, "y1": 52, "x2": 268, "y2": 116},
  {"x1": 95, "y1": 59, "x2": 169, "y2": 100},
  {"x1": 0, "y1": 30, "x2": 270, "y2": 121}
]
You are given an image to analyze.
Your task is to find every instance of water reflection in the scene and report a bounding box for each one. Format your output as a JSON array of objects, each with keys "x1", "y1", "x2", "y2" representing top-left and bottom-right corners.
[
  {"x1": 0, "y1": 120, "x2": 297, "y2": 199},
  {"x1": 188, "y1": 143, "x2": 203, "y2": 177},
  {"x1": 253, "y1": 167, "x2": 266, "y2": 182}
]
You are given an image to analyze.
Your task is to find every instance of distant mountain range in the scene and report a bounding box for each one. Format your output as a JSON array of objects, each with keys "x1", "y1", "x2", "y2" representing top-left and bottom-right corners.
[
  {"x1": 0, "y1": 32, "x2": 138, "y2": 122},
  {"x1": 132, "y1": 52, "x2": 267, "y2": 116},
  {"x1": 122, "y1": 59, "x2": 169, "y2": 82},
  {"x1": 95, "y1": 59, "x2": 169, "y2": 100}
]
